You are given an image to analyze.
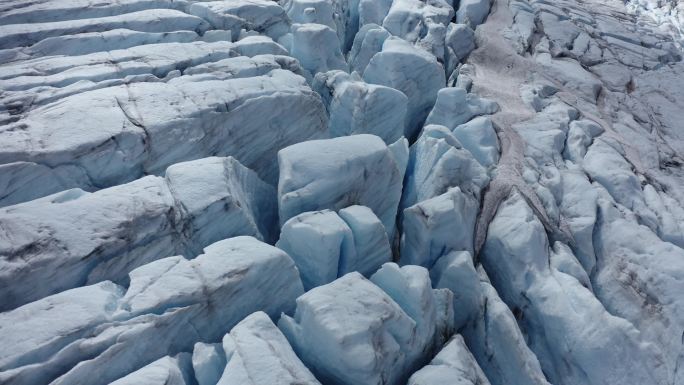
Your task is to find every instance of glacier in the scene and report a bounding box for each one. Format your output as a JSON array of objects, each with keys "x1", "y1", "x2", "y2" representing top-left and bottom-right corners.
[{"x1": 1, "y1": 0, "x2": 684, "y2": 383}]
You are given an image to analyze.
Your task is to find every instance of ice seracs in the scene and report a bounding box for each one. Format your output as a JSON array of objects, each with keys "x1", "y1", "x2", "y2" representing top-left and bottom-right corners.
[
  {"x1": 278, "y1": 134, "x2": 407, "y2": 239},
  {"x1": 401, "y1": 125, "x2": 488, "y2": 211},
  {"x1": 278, "y1": 266, "x2": 453, "y2": 385},
  {"x1": 110, "y1": 355, "x2": 195, "y2": 385},
  {"x1": 408, "y1": 335, "x2": 491, "y2": 385},
  {"x1": 0, "y1": 156, "x2": 276, "y2": 310},
  {"x1": 0, "y1": 236, "x2": 304, "y2": 385},
  {"x1": 2, "y1": 0, "x2": 684, "y2": 383},
  {"x1": 363, "y1": 37, "x2": 446, "y2": 140},
  {"x1": 481, "y1": 191, "x2": 669, "y2": 385},
  {"x1": 400, "y1": 187, "x2": 479, "y2": 268},
  {"x1": 277, "y1": 206, "x2": 391, "y2": 290},
  {"x1": 313, "y1": 70, "x2": 407, "y2": 143},
  {"x1": 187, "y1": 0, "x2": 291, "y2": 41},
  {"x1": 217, "y1": 311, "x2": 321, "y2": 385},
  {"x1": 0, "y1": 64, "x2": 327, "y2": 206}
]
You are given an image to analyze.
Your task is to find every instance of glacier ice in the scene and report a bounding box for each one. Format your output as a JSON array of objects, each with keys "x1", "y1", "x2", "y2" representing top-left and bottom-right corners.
[
  {"x1": 277, "y1": 209, "x2": 356, "y2": 290},
  {"x1": 279, "y1": 267, "x2": 452, "y2": 385},
  {"x1": 363, "y1": 37, "x2": 446, "y2": 140},
  {"x1": 401, "y1": 125, "x2": 488, "y2": 211},
  {"x1": 2, "y1": 0, "x2": 684, "y2": 383},
  {"x1": 109, "y1": 355, "x2": 195, "y2": 385},
  {"x1": 0, "y1": 156, "x2": 277, "y2": 310},
  {"x1": 313, "y1": 70, "x2": 407, "y2": 143},
  {"x1": 481, "y1": 190, "x2": 669, "y2": 385},
  {"x1": 456, "y1": 0, "x2": 492, "y2": 28},
  {"x1": 0, "y1": 236, "x2": 304, "y2": 385},
  {"x1": 187, "y1": 0, "x2": 290, "y2": 41},
  {"x1": 277, "y1": 206, "x2": 391, "y2": 290},
  {"x1": 217, "y1": 311, "x2": 321, "y2": 385},
  {"x1": 290, "y1": 23, "x2": 347, "y2": 76},
  {"x1": 400, "y1": 187, "x2": 479, "y2": 267},
  {"x1": 278, "y1": 134, "x2": 407, "y2": 239},
  {"x1": 408, "y1": 334, "x2": 491, "y2": 385},
  {"x1": 0, "y1": 42, "x2": 327, "y2": 206}
]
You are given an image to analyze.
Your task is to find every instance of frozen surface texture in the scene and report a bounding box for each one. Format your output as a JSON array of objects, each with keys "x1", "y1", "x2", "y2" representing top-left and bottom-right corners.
[
  {"x1": 1, "y1": 0, "x2": 684, "y2": 384},
  {"x1": 0, "y1": 236, "x2": 304, "y2": 385}
]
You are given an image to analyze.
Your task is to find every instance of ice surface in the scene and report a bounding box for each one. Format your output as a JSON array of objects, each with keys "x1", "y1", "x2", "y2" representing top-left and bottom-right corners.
[
  {"x1": 364, "y1": 37, "x2": 446, "y2": 140},
  {"x1": 279, "y1": 268, "x2": 452, "y2": 385},
  {"x1": 277, "y1": 205, "x2": 391, "y2": 290},
  {"x1": 2, "y1": 0, "x2": 684, "y2": 383},
  {"x1": 217, "y1": 311, "x2": 321, "y2": 385},
  {"x1": 0, "y1": 63, "x2": 327, "y2": 206},
  {"x1": 313, "y1": 70, "x2": 407, "y2": 143},
  {"x1": 290, "y1": 23, "x2": 347, "y2": 76},
  {"x1": 278, "y1": 134, "x2": 407, "y2": 239},
  {"x1": 110, "y1": 355, "x2": 194, "y2": 385},
  {"x1": 408, "y1": 335, "x2": 491, "y2": 385},
  {"x1": 0, "y1": 157, "x2": 276, "y2": 310},
  {"x1": 481, "y1": 191, "x2": 670, "y2": 385},
  {"x1": 400, "y1": 187, "x2": 479, "y2": 268},
  {"x1": 0, "y1": 236, "x2": 304, "y2": 385},
  {"x1": 401, "y1": 125, "x2": 488, "y2": 211}
]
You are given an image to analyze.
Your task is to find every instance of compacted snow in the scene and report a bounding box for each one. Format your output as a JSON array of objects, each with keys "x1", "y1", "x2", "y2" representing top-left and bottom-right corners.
[{"x1": 0, "y1": 0, "x2": 683, "y2": 384}]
